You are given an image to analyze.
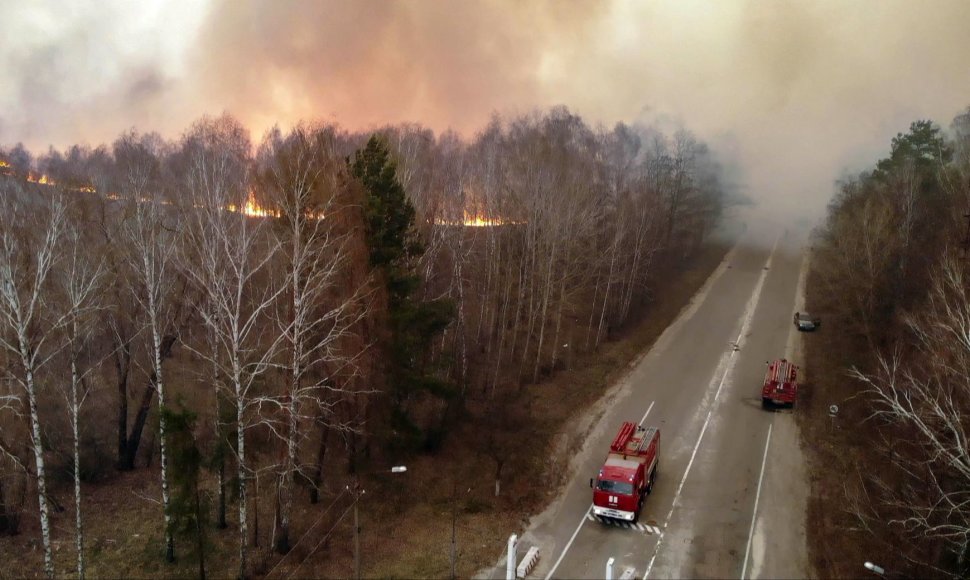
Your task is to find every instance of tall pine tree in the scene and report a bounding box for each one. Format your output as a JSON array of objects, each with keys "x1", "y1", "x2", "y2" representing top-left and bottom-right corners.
[{"x1": 350, "y1": 135, "x2": 454, "y2": 450}]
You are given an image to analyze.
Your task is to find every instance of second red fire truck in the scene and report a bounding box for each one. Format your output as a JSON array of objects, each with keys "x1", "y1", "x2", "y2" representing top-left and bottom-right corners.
[{"x1": 762, "y1": 358, "x2": 798, "y2": 408}]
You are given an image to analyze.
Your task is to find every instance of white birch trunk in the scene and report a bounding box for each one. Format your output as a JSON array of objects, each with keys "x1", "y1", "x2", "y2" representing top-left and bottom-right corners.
[
  {"x1": 236, "y1": 373, "x2": 248, "y2": 579},
  {"x1": 279, "y1": 311, "x2": 300, "y2": 551},
  {"x1": 549, "y1": 253, "x2": 570, "y2": 370},
  {"x1": 596, "y1": 233, "x2": 620, "y2": 347},
  {"x1": 0, "y1": 196, "x2": 66, "y2": 580},
  {"x1": 532, "y1": 241, "x2": 558, "y2": 383},
  {"x1": 25, "y1": 362, "x2": 54, "y2": 578},
  {"x1": 519, "y1": 225, "x2": 541, "y2": 379},
  {"x1": 150, "y1": 315, "x2": 174, "y2": 562},
  {"x1": 71, "y1": 357, "x2": 85, "y2": 580}
]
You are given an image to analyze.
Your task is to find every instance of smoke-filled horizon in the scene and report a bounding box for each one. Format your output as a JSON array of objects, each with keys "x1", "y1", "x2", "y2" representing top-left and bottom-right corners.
[{"x1": 2, "y1": 0, "x2": 970, "y2": 219}]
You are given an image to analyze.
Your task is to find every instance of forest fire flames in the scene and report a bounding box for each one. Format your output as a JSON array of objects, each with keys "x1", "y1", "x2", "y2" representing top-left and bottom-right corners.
[
  {"x1": 8, "y1": 170, "x2": 320, "y2": 222},
  {"x1": 13, "y1": 170, "x2": 278, "y2": 218},
  {"x1": 438, "y1": 210, "x2": 520, "y2": 227},
  {"x1": 27, "y1": 172, "x2": 52, "y2": 185},
  {"x1": 228, "y1": 191, "x2": 279, "y2": 218},
  {"x1": 463, "y1": 212, "x2": 501, "y2": 227},
  {"x1": 23, "y1": 170, "x2": 95, "y2": 192}
]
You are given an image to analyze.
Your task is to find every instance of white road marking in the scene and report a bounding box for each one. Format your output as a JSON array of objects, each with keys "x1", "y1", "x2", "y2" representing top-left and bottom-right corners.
[
  {"x1": 639, "y1": 401, "x2": 656, "y2": 427},
  {"x1": 742, "y1": 423, "x2": 772, "y2": 579},
  {"x1": 587, "y1": 513, "x2": 595, "y2": 522},
  {"x1": 545, "y1": 505, "x2": 592, "y2": 580},
  {"x1": 643, "y1": 237, "x2": 780, "y2": 579}
]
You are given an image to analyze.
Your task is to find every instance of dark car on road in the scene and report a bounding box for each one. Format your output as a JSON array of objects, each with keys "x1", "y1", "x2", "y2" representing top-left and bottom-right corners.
[{"x1": 793, "y1": 311, "x2": 821, "y2": 331}]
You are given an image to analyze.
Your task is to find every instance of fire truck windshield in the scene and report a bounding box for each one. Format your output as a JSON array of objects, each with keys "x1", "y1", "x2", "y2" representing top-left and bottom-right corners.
[{"x1": 596, "y1": 479, "x2": 634, "y2": 495}]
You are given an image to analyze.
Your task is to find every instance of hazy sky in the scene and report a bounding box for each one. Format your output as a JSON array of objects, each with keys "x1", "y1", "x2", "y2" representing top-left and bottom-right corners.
[{"x1": 2, "y1": 0, "x2": 969, "y2": 217}]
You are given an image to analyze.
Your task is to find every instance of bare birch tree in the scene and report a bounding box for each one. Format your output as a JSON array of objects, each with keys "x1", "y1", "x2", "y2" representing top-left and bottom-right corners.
[
  {"x1": 179, "y1": 115, "x2": 283, "y2": 579},
  {"x1": 118, "y1": 133, "x2": 182, "y2": 562},
  {"x1": 0, "y1": 185, "x2": 67, "y2": 578},
  {"x1": 851, "y1": 254, "x2": 970, "y2": 573},
  {"x1": 257, "y1": 124, "x2": 365, "y2": 554},
  {"x1": 58, "y1": 224, "x2": 105, "y2": 580}
]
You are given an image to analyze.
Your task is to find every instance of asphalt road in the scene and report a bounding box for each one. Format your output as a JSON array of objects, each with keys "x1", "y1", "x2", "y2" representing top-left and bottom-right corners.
[{"x1": 488, "y1": 215, "x2": 813, "y2": 580}]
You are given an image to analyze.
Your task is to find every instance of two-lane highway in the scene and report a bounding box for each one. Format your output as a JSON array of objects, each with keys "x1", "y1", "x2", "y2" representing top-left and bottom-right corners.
[{"x1": 490, "y1": 214, "x2": 811, "y2": 580}]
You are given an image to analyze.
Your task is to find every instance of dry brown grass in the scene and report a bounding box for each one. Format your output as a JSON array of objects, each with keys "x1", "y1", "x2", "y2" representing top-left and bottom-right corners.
[{"x1": 0, "y1": 241, "x2": 731, "y2": 579}]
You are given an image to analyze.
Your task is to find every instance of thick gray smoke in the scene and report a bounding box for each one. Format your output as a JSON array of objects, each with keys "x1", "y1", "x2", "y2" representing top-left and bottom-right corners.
[{"x1": 2, "y1": 0, "x2": 970, "y2": 218}]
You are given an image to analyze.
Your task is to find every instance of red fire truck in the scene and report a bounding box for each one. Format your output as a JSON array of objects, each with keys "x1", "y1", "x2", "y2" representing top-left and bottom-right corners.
[
  {"x1": 762, "y1": 358, "x2": 798, "y2": 408},
  {"x1": 590, "y1": 421, "x2": 659, "y2": 522}
]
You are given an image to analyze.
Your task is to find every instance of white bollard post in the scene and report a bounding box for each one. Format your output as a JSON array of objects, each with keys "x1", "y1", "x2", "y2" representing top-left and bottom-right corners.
[
  {"x1": 605, "y1": 557, "x2": 615, "y2": 580},
  {"x1": 506, "y1": 534, "x2": 517, "y2": 580}
]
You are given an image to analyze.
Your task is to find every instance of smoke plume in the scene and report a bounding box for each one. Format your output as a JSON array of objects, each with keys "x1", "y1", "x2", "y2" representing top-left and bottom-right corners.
[{"x1": 2, "y1": 0, "x2": 970, "y2": 217}]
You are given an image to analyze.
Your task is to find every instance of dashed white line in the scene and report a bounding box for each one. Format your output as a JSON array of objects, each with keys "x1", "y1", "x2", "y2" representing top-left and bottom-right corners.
[
  {"x1": 643, "y1": 237, "x2": 780, "y2": 579},
  {"x1": 742, "y1": 423, "x2": 772, "y2": 579}
]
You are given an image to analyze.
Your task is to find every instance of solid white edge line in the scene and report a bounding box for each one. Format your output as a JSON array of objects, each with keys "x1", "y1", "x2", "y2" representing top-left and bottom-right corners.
[
  {"x1": 639, "y1": 401, "x2": 656, "y2": 426},
  {"x1": 544, "y1": 505, "x2": 592, "y2": 580},
  {"x1": 742, "y1": 423, "x2": 773, "y2": 579}
]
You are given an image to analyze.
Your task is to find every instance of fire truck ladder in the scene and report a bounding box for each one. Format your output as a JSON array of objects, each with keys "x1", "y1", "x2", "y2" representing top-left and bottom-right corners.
[{"x1": 610, "y1": 422, "x2": 651, "y2": 455}]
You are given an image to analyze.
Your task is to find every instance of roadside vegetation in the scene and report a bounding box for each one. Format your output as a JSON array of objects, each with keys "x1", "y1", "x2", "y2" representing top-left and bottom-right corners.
[
  {"x1": 0, "y1": 107, "x2": 729, "y2": 578},
  {"x1": 802, "y1": 106, "x2": 970, "y2": 577}
]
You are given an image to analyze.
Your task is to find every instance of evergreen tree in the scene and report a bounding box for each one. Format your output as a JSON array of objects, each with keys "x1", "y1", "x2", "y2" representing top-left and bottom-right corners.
[
  {"x1": 350, "y1": 135, "x2": 455, "y2": 449},
  {"x1": 878, "y1": 119, "x2": 952, "y2": 176},
  {"x1": 162, "y1": 402, "x2": 208, "y2": 579}
]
